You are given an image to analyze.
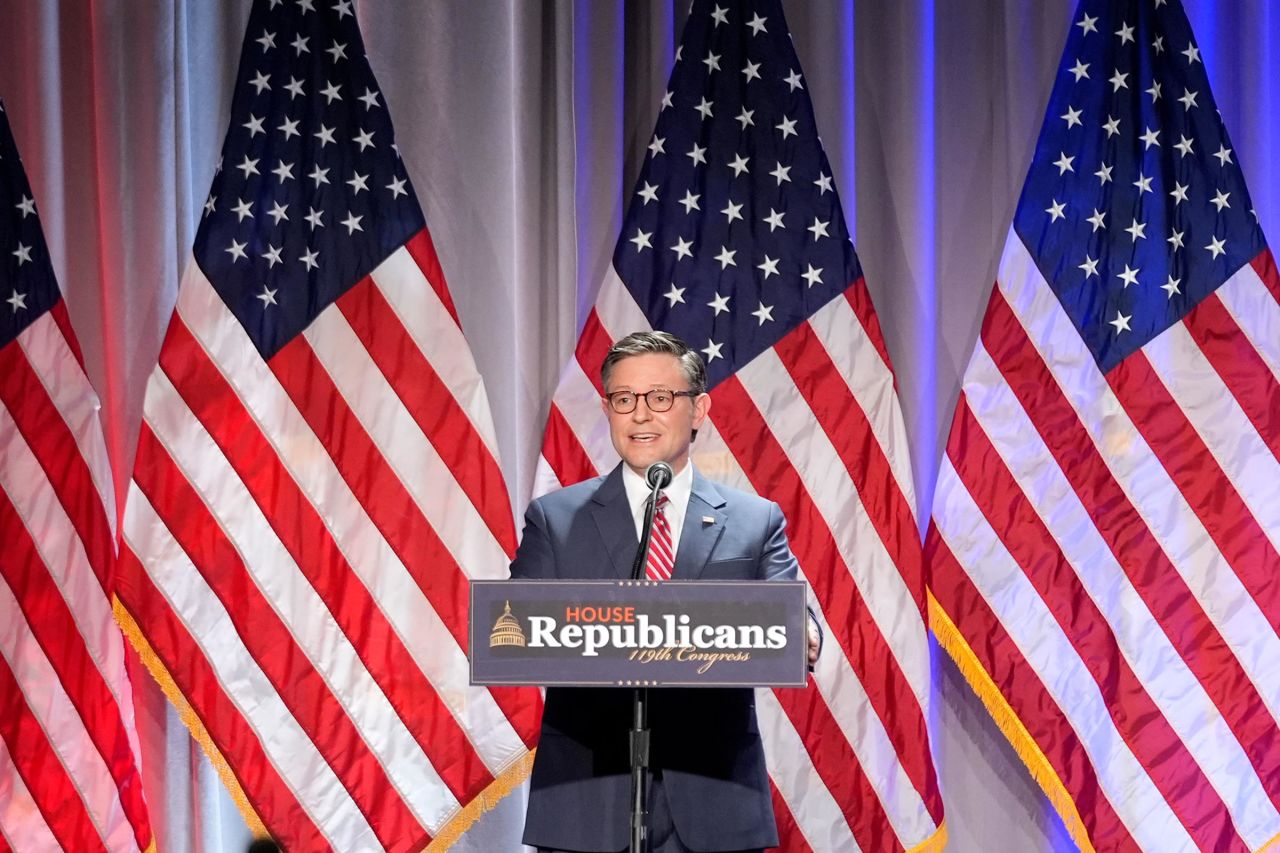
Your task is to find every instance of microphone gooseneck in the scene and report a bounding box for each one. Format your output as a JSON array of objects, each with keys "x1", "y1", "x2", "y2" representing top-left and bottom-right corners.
[{"x1": 630, "y1": 461, "x2": 672, "y2": 853}]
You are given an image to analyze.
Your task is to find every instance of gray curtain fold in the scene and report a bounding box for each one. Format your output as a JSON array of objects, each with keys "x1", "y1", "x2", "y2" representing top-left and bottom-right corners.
[{"x1": 2, "y1": 1, "x2": 1276, "y2": 850}]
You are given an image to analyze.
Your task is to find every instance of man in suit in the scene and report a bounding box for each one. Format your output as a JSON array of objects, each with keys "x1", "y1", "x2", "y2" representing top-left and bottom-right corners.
[{"x1": 511, "y1": 331, "x2": 818, "y2": 853}]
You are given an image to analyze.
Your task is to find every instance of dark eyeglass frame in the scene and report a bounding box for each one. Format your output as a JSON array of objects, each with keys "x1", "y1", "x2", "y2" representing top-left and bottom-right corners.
[{"x1": 604, "y1": 389, "x2": 700, "y2": 414}]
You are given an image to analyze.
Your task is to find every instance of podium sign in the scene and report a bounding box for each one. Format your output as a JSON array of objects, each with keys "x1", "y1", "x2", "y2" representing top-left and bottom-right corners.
[{"x1": 469, "y1": 579, "x2": 807, "y2": 688}]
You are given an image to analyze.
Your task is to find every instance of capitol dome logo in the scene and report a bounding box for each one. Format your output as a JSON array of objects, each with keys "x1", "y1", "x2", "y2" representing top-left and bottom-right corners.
[{"x1": 489, "y1": 601, "x2": 526, "y2": 648}]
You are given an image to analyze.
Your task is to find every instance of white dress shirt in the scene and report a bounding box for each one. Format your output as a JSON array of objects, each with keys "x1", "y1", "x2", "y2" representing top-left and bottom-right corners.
[{"x1": 620, "y1": 461, "x2": 694, "y2": 563}]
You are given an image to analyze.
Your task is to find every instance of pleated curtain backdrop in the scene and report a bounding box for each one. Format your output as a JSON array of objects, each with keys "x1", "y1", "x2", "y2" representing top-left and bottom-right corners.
[{"x1": 2, "y1": 1, "x2": 1277, "y2": 850}]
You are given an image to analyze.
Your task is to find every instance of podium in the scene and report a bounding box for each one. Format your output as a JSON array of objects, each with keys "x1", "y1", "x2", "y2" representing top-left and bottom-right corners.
[
  {"x1": 471, "y1": 579, "x2": 807, "y2": 852},
  {"x1": 470, "y1": 578, "x2": 808, "y2": 688}
]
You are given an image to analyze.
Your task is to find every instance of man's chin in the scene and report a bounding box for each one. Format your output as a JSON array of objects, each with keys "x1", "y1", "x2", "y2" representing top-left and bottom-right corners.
[
  {"x1": 621, "y1": 451, "x2": 661, "y2": 471},
  {"x1": 621, "y1": 453, "x2": 686, "y2": 476},
  {"x1": 622, "y1": 459, "x2": 656, "y2": 476}
]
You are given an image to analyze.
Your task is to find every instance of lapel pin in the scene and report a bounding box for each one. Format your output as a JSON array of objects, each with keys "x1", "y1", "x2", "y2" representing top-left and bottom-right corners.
[{"x1": 702, "y1": 515, "x2": 716, "y2": 525}]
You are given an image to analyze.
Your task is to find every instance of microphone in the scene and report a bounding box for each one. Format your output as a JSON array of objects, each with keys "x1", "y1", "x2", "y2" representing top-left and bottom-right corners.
[{"x1": 645, "y1": 461, "x2": 673, "y2": 490}]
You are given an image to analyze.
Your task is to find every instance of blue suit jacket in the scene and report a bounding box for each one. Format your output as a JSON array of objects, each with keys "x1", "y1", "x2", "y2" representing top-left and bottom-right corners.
[{"x1": 510, "y1": 464, "x2": 798, "y2": 852}]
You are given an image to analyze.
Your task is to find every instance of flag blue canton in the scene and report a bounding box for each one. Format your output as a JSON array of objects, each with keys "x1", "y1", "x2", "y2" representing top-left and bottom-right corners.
[
  {"x1": 193, "y1": 0, "x2": 424, "y2": 360},
  {"x1": 1014, "y1": 0, "x2": 1265, "y2": 374},
  {"x1": 0, "y1": 103, "x2": 61, "y2": 350},
  {"x1": 613, "y1": 0, "x2": 861, "y2": 389}
]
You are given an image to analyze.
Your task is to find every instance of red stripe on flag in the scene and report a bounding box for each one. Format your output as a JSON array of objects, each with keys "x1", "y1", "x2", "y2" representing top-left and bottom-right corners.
[
  {"x1": 131, "y1": 424, "x2": 427, "y2": 849},
  {"x1": 946, "y1": 395, "x2": 1246, "y2": 848},
  {"x1": 768, "y1": 779, "x2": 811, "y2": 853},
  {"x1": 710, "y1": 375, "x2": 920, "y2": 844},
  {"x1": 115, "y1": 552, "x2": 328, "y2": 850},
  {"x1": 982, "y1": 289, "x2": 1275, "y2": 799},
  {"x1": 267, "y1": 335, "x2": 543, "y2": 746},
  {"x1": 0, "y1": 491, "x2": 151, "y2": 849},
  {"x1": 1182, "y1": 293, "x2": 1280, "y2": 464},
  {"x1": 403, "y1": 229, "x2": 460, "y2": 327},
  {"x1": 158, "y1": 320, "x2": 497, "y2": 802},
  {"x1": 927, "y1": 530, "x2": 1141, "y2": 853},
  {"x1": 774, "y1": 321, "x2": 927, "y2": 624},
  {"x1": 0, "y1": 343, "x2": 114, "y2": 593},
  {"x1": 575, "y1": 309, "x2": 613, "y2": 396},
  {"x1": 0, "y1": 652, "x2": 106, "y2": 853},
  {"x1": 844, "y1": 279, "x2": 897, "y2": 379},
  {"x1": 1251, "y1": 249, "x2": 1280, "y2": 307},
  {"x1": 337, "y1": 277, "x2": 517, "y2": 557},
  {"x1": 48, "y1": 300, "x2": 86, "y2": 372},
  {"x1": 541, "y1": 404, "x2": 600, "y2": 488}
]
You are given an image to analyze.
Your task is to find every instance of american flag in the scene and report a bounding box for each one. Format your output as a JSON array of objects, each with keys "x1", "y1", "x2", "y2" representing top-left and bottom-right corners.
[
  {"x1": 926, "y1": 0, "x2": 1280, "y2": 850},
  {"x1": 0, "y1": 103, "x2": 152, "y2": 851},
  {"x1": 112, "y1": 2, "x2": 540, "y2": 849},
  {"x1": 532, "y1": 2, "x2": 944, "y2": 849}
]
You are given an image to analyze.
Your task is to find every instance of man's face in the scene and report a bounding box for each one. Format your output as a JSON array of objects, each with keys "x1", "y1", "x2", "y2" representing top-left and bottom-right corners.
[{"x1": 602, "y1": 353, "x2": 711, "y2": 476}]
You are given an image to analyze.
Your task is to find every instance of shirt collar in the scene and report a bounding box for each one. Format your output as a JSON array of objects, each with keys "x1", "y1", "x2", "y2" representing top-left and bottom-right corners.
[{"x1": 621, "y1": 461, "x2": 694, "y2": 519}]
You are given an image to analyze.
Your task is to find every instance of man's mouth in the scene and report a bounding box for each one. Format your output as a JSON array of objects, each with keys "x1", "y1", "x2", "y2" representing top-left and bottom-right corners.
[{"x1": 630, "y1": 432, "x2": 660, "y2": 443}]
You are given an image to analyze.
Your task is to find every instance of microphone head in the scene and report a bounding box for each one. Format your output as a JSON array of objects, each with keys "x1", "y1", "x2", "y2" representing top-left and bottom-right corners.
[{"x1": 645, "y1": 461, "x2": 674, "y2": 490}]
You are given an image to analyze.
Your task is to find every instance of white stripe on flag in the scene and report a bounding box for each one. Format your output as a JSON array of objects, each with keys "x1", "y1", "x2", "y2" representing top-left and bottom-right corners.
[
  {"x1": 962, "y1": 341, "x2": 1280, "y2": 847},
  {"x1": 932, "y1": 458, "x2": 1197, "y2": 852},
  {"x1": 0, "y1": 575, "x2": 139, "y2": 853}
]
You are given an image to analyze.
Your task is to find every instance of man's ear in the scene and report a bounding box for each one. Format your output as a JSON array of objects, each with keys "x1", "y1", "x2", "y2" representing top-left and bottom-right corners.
[{"x1": 692, "y1": 392, "x2": 711, "y2": 428}]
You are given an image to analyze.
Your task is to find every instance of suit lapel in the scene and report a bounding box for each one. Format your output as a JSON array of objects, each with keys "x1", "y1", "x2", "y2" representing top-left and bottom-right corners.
[
  {"x1": 673, "y1": 470, "x2": 727, "y2": 579},
  {"x1": 590, "y1": 466, "x2": 639, "y2": 579}
]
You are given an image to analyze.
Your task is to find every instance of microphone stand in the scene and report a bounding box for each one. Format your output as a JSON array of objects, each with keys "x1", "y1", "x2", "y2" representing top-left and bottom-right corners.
[{"x1": 627, "y1": 480, "x2": 663, "y2": 853}]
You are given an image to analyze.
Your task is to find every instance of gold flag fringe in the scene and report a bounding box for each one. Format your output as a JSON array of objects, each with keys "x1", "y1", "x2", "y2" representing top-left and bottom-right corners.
[
  {"x1": 113, "y1": 596, "x2": 270, "y2": 840},
  {"x1": 928, "y1": 593, "x2": 1097, "y2": 853},
  {"x1": 425, "y1": 749, "x2": 536, "y2": 851}
]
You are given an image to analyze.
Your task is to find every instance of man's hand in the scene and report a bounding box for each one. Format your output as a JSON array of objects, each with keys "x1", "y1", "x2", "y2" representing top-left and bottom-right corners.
[{"x1": 806, "y1": 616, "x2": 821, "y2": 669}]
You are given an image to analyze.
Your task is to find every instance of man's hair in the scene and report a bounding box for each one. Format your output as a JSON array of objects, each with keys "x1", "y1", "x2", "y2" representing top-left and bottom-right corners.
[{"x1": 600, "y1": 331, "x2": 708, "y2": 394}]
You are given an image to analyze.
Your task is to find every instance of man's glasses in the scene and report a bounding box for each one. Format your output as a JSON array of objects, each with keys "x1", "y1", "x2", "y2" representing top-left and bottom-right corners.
[{"x1": 604, "y1": 389, "x2": 699, "y2": 414}]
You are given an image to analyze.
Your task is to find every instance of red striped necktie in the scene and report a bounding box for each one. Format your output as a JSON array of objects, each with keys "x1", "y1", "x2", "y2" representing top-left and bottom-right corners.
[{"x1": 644, "y1": 494, "x2": 674, "y2": 580}]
